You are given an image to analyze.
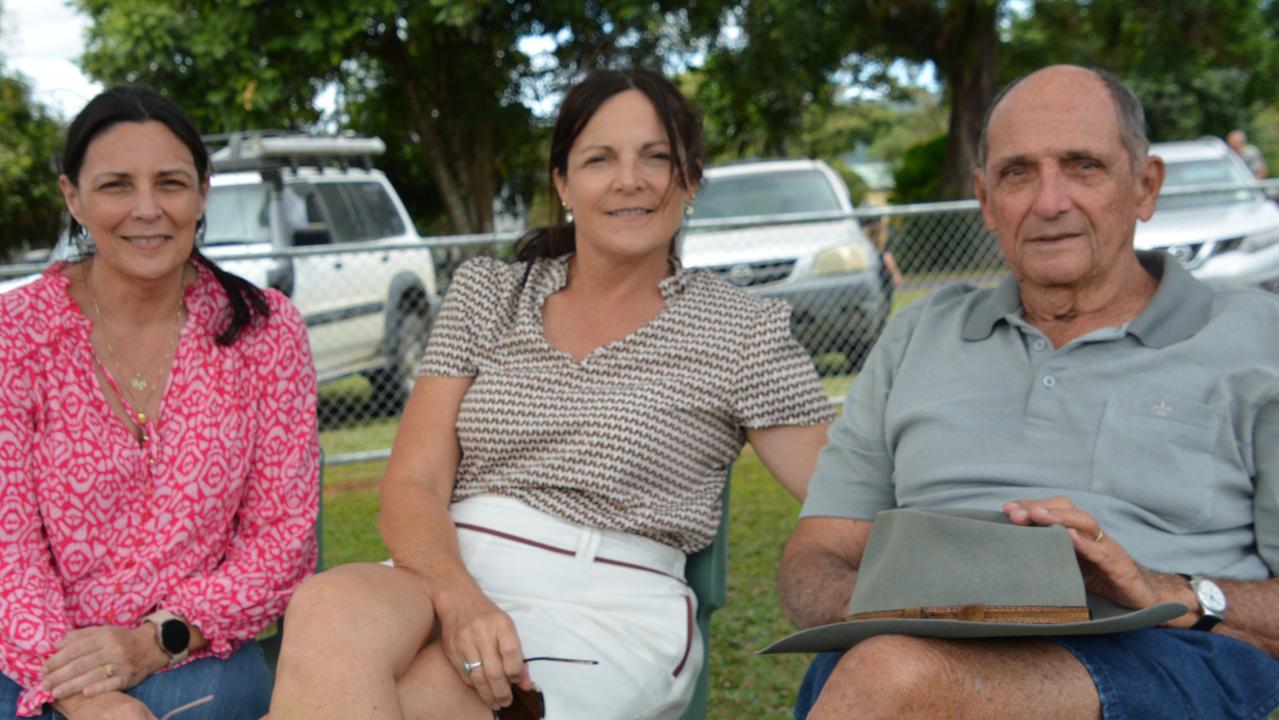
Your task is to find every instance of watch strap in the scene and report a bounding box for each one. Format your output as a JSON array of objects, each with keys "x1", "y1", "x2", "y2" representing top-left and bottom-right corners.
[
  {"x1": 142, "y1": 609, "x2": 191, "y2": 665},
  {"x1": 1177, "y1": 573, "x2": 1224, "y2": 632}
]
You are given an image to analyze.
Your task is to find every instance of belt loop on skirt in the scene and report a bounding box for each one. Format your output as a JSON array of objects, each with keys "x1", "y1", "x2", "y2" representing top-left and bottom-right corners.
[{"x1": 575, "y1": 526, "x2": 603, "y2": 564}]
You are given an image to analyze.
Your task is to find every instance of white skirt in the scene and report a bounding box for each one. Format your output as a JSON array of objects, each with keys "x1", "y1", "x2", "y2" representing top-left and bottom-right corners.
[{"x1": 451, "y1": 495, "x2": 702, "y2": 720}]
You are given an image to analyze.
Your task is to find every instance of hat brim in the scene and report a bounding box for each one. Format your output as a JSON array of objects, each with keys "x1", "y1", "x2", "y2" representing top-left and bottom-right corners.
[{"x1": 760, "y1": 596, "x2": 1187, "y2": 655}]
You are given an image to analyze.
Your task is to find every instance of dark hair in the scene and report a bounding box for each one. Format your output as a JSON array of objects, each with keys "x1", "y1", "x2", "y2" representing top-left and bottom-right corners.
[
  {"x1": 61, "y1": 85, "x2": 269, "y2": 345},
  {"x1": 976, "y1": 65, "x2": 1148, "y2": 173},
  {"x1": 514, "y1": 67, "x2": 704, "y2": 262}
]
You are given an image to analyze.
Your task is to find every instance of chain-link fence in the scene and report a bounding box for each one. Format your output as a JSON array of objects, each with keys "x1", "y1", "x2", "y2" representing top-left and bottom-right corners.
[{"x1": 5, "y1": 181, "x2": 1277, "y2": 466}]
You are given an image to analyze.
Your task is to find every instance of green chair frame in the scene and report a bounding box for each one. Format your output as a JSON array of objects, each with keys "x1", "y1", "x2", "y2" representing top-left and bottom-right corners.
[{"x1": 680, "y1": 476, "x2": 732, "y2": 720}]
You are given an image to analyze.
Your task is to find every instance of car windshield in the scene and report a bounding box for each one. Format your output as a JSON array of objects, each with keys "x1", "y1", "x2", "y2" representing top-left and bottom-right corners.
[
  {"x1": 204, "y1": 184, "x2": 273, "y2": 244},
  {"x1": 1157, "y1": 157, "x2": 1259, "y2": 210},
  {"x1": 693, "y1": 169, "x2": 842, "y2": 220}
]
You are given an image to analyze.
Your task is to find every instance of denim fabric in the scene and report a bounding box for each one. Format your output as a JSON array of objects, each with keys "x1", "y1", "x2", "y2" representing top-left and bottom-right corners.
[
  {"x1": 0, "y1": 642, "x2": 270, "y2": 720},
  {"x1": 793, "y1": 630, "x2": 1279, "y2": 720}
]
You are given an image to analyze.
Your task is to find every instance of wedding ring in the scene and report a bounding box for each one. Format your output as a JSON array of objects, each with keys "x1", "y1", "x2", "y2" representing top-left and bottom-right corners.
[
  {"x1": 1094, "y1": 527, "x2": 1105, "y2": 543},
  {"x1": 461, "y1": 660, "x2": 482, "y2": 674},
  {"x1": 102, "y1": 663, "x2": 116, "y2": 678}
]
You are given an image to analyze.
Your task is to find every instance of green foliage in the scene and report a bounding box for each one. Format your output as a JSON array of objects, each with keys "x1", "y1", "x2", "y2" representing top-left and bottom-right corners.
[
  {"x1": 890, "y1": 134, "x2": 947, "y2": 204},
  {"x1": 73, "y1": 0, "x2": 709, "y2": 234},
  {"x1": 0, "y1": 67, "x2": 64, "y2": 259},
  {"x1": 1005, "y1": 0, "x2": 1279, "y2": 142}
]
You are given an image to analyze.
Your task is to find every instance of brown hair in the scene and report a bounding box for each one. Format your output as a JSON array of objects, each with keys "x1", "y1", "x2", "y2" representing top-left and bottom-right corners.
[{"x1": 515, "y1": 67, "x2": 704, "y2": 261}]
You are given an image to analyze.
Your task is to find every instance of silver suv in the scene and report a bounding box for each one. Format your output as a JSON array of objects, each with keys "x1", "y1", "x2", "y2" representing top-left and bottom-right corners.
[
  {"x1": 681, "y1": 158, "x2": 890, "y2": 369},
  {"x1": 1138, "y1": 137, "x2": 1279, "y2": 291},
  {"x1": 203, "y1": 132, "x2": 438, "y2": 410}
]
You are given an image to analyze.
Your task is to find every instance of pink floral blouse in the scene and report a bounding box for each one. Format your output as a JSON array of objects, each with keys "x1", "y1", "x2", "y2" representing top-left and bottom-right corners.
[{"x1": 0, "y1": 263, "x2": 320, "y2": 716}]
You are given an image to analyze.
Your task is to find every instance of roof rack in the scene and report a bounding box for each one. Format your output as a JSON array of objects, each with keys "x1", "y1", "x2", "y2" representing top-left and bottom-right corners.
[{"x1": 205, "y1": 130, "x2": 386, "y2": 175}]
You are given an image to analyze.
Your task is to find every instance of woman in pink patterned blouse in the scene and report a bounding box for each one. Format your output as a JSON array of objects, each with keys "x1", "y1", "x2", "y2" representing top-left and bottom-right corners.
[{"x1": 0, "y1": 87, "x2": 320, "y2": 719}]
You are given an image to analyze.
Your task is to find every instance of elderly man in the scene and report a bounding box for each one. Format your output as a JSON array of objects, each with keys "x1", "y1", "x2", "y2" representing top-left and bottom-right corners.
[{"x1": 780, "y1": 65, "x2": 1279, "y2": 719}]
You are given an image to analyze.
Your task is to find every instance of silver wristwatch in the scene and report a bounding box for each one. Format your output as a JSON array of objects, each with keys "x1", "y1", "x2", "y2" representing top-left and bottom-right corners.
[{"x1": 1179, "y1": 574, "x2": 1226, "y2": 631}]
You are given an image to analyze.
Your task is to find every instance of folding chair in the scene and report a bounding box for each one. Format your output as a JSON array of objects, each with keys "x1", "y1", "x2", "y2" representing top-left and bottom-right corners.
[{"x1": 680, "y1": 474, "x2": 732, "y2": 720}]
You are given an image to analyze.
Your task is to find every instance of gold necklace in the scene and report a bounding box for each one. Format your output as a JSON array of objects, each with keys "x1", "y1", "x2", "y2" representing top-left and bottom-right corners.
[{"x1": 85, "y1": 265, "x2": 186, "y2": 401}]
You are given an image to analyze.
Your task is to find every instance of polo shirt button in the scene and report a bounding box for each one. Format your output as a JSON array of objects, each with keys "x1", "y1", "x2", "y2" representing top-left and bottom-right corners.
[
  {"x1": 1033, "y1": 339, "x2": 1047, "y2": 350},
  {"x1": 1042, "y1": 375, "x2": 1056, "y2": 388}
]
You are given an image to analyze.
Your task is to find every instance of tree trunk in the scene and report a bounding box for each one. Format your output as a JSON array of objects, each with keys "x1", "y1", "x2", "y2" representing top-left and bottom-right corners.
[
  {"x1": 937, "y1": 2, "x2": 999, "y2": 200},
  {"x1": 376, "y1": 31, "x2": 479, "y2": 233}
]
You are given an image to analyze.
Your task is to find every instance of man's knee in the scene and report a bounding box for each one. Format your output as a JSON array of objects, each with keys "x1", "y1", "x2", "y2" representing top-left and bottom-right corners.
[{"x1": 809, "y1": 635, "x2": 962, "y2": 719}]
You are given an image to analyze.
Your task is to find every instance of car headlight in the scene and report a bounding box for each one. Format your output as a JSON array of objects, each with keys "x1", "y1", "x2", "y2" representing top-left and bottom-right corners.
[
  {"x1": 1241, "y1": 227, "x2": 1279, "y2": 253},
  {"x1": 811, "y1": 242, "x2": 873, "y2": 277}
]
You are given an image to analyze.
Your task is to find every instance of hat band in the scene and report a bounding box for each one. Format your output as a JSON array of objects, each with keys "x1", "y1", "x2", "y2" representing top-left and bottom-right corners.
[{"x1": 847, "y1": 604, "x2": 1091, "y2": 624}]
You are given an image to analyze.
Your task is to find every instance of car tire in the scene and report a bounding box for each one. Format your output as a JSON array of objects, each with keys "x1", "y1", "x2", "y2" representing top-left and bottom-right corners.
[{"x1": 369, "y1": 302, "x2": 430, "y2": 415}]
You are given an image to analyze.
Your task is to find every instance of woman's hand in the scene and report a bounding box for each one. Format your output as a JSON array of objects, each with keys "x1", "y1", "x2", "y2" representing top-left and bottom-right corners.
[
  {"x1": 42, "y1": 625, "x2": 168, "y2": 701},
  {"x1": 435, "y1": 587, "x2": 532, "y2": 711},
  {"x1": 52, "y1": 690, "x2": 157, "y2": 720}
]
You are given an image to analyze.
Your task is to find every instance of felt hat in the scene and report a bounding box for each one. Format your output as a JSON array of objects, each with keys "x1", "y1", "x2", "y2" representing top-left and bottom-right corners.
[{"x1": 762, "y1": 507, "x2": 1187, "y2": 654}]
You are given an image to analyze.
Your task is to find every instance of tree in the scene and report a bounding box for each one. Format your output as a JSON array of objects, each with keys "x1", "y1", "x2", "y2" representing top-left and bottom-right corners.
[
  {"x1": 75, "y1": 1, "x2": 713, "y2": 234},
  {"x1": 695, "y1": 0, "x2": 1001, "y2": 199},
  {"x1": 1004, "y1": 0, "x2": 1279, "y2": 142},
  {"x1": 0, "y1": 62, "x2": 64, "y2": 259}
]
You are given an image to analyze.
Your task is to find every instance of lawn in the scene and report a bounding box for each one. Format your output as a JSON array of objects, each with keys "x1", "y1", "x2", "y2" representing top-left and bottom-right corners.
[{"x1": 317, "y1": 445, "x2": 818, "y2": 718}]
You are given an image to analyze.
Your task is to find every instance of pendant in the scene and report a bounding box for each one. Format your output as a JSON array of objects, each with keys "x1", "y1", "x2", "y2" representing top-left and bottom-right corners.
[{"x1": 130, "y1": 375, "x2": 148, "y2": 392}]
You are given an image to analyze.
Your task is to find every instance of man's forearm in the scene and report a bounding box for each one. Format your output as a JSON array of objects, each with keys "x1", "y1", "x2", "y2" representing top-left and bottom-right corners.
[{"x1": 778, "y1": 543, "x2": 858, "y2": 630}]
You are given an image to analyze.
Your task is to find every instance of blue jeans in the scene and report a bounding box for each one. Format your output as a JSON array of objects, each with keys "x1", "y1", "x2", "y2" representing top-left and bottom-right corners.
[
  {"x1": 0, "y1": 642, "x2": 270, "y2": 720},
  {"x1": 794, "y1": 629, "x2": 1279, "y2": 720}
]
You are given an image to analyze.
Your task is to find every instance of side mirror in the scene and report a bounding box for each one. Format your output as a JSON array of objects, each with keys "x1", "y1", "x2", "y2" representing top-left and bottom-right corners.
[{"x1": 292, "y1": 224, "x2": 332, "y2": 247}]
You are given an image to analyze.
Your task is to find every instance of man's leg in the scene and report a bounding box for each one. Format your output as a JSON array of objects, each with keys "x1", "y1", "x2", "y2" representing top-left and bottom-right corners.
[{"x1": 806, "y1": 635, "x2": 1099, "y2": 720}]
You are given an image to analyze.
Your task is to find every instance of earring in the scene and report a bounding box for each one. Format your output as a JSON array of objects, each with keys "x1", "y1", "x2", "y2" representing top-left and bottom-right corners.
[
  {"x1": 684, "y1": 204, "x2": 695, "y2": 218},
  {"x1": 564, "y1": 207, "x2": 574, "y2": 224}
]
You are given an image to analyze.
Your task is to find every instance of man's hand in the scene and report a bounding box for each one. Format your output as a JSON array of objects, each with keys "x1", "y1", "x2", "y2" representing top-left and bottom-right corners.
[
  {"x1": 42, "y1": 625, "x2": 169, "y2": 701},
  {"x1": 1004, "y1": 497, "x2": 1197, "y2": 626},
  {"x1": 53, "y1": 690, "x2": 157, "y2": 720}
]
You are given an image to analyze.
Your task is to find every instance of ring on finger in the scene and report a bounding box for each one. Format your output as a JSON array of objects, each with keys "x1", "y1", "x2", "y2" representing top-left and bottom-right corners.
[
  {"x1": 102, "y1": 663, "x2": 116, "y2": 679},
  {"x1": 461, "y1": 659, "x2": 482, "y2": 674},
  {"x1": 1094, "y1": 527, "x2": 1105, "y2": 543}
]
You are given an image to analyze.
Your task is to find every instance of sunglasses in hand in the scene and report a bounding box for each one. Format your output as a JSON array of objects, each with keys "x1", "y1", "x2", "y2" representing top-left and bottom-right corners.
[{"x1": 493, "y1": 656, "x2": 599, "y2": 720}]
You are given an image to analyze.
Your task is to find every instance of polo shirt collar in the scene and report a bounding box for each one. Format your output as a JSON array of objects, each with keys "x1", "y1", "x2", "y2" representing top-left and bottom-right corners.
[{"x1": 962, "y1": 251, "x2": 1214, "y2": 348}]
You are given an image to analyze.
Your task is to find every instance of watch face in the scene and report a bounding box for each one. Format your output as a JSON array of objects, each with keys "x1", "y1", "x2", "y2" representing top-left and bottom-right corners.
[
  {"x1": 1195, "y1": 580, "x2": 1228, "y2": 614},
  {"x1": 160, "y1": 619, "x2": 191, "y2": 655}
]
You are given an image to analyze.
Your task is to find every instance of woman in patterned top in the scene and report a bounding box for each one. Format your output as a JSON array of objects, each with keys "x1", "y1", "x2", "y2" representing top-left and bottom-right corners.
[
  {"x1": 270, "y1": 68, "x2": 833, "y2": 720},
  {"x1": 0, "y1": 87, "x2": 320, "y2": 719}
]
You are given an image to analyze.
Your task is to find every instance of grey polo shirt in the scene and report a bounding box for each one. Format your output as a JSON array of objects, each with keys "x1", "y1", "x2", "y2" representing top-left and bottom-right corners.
[{"x1": 803, "y1": 252, "x2": 1279, "y2": 580}]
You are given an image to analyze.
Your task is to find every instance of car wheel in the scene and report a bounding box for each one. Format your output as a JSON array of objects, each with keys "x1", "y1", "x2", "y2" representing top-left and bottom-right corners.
[{"x1": 370, "y1": 305, "x2": 430, "y2": 415}]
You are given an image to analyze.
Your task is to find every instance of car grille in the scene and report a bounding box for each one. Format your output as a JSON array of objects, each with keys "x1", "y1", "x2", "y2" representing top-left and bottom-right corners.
[
  {"x1": 705, "y1": 259, "x2": 797, "y2": 287},
  {"x1": 1166, "y1": 237, "x2": 1242, "y2": 268}
]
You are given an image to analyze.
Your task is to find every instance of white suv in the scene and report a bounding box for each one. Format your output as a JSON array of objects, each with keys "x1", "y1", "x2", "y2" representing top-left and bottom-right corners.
[
  {"x1": 682, "y1": 158, "x2": 890, "y2": 369},
  {"x1": 1138, "y1": 137, "x2": 1279, "y2": 291},
  {"x1": 202, "y1": 132, "x2": 438, "y2": 410}
]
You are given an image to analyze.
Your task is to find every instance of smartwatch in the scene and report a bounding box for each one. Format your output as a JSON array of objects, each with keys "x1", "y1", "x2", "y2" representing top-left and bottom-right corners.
[
  {"x1": 143, "y1": 610, "x2": 192, "y2": 665},
  {"x1": 1177, "y1": 574, "x2": 1226, "y2": 631}
]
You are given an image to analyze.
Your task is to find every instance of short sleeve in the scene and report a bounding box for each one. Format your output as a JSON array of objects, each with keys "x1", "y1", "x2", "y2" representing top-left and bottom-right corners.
[
  {"x1": 801, "y1": 311, "x2": 912, "y2": 520},
  {"x1": 417, "y1": 258, "x2": 500, "y2": 377},
  {"x1": 1253, "y1": 394, "x2": 1279, "y2": 575},
  {"x1": 731, "y1": 298, "x2": 835, "y2": 428}
]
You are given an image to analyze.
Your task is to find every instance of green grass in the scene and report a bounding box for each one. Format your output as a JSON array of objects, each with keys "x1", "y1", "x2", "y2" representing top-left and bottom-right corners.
[{"x1": 318, "y1": 448, "x2": 814, "y2": 718}]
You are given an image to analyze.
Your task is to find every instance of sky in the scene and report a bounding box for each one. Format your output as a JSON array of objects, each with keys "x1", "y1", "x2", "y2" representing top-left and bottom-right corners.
[{"x1": 2, "y1": 0, "x2": 101, "y2": 120}]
